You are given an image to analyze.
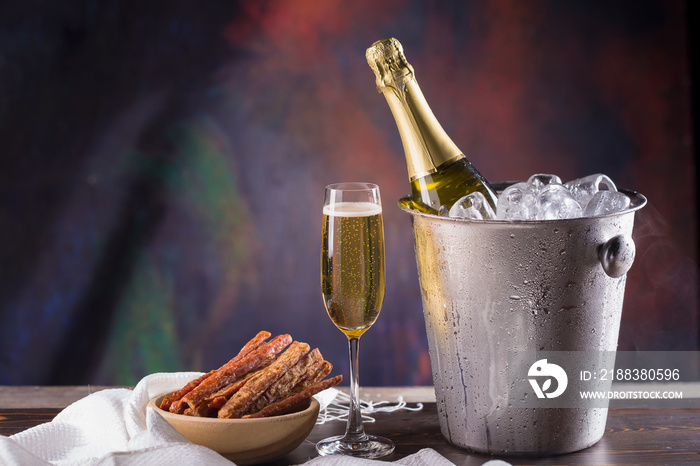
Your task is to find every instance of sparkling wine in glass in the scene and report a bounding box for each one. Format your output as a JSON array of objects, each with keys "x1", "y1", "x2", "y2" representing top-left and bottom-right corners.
[{"x1": 316, "y1": 182, "x2": 395, "y2": 458}]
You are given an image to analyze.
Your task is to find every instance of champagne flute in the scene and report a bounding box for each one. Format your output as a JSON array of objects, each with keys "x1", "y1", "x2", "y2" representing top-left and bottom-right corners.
[{"x1": 316, "y1": 182, "x2": 395, "y2": 458}]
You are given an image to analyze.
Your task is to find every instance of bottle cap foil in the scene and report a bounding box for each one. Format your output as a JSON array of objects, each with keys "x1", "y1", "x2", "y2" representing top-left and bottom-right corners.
[{"x1": 366, "y1": 38, "x2": 414, "y2": 91}]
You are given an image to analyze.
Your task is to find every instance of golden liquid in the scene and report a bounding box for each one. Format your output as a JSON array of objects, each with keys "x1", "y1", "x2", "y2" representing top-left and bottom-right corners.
[
  {"x1": 321, "y1": 202, "x2": 385, "y2": 339},
  {"x1": 410, "y1": 157, "x2": 498, "y2": 215}
]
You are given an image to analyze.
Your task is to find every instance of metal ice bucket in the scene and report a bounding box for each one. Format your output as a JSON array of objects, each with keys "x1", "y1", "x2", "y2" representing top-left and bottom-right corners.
[{"x1": 400, "y1": 184, "x2": 646, "y2": 455}]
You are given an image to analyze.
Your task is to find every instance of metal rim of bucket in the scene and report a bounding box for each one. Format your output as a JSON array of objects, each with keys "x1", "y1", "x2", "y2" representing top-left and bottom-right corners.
[{"x1": 398, "y1": 182, "x2": 647, "y2": 225}]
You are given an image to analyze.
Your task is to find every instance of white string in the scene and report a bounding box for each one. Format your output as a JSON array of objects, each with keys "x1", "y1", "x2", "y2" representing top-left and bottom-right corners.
[{"x1": 315, "y1": 389, "x2": 423, "y2": 424}]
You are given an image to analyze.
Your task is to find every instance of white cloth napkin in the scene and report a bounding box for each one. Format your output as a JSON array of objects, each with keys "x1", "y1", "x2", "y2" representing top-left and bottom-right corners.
[
  {"x1": 0, "y1": 372, "x2": 507, "y2": 465},
  {"x1": 0, "y1": 372, "x2": 230, "y2": 466},
  {"x1": 301, "y1": 450, "x2": 510, "y2": 466}
]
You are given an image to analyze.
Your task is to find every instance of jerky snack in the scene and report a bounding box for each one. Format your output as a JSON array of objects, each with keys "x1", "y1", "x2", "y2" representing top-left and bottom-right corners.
[{"x1": 160, "y1": 331, "x2": 342, "y2": 419}]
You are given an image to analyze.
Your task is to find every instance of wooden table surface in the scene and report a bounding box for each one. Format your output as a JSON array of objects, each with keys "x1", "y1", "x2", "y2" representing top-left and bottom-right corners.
[{"x1": 2, "y1": 386, "x2": 700, "y2": 465}]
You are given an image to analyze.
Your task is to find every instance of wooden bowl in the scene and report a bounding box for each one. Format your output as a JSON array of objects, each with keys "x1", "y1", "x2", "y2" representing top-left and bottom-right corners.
[{"x1": 148, "y1": 393, "x2": 320, "y2": 465}]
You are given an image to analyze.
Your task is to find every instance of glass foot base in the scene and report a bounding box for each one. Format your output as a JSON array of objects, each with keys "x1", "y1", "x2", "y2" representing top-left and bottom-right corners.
[{"x1": 316, "y1": 434, "x2": 395, "y2": 459}]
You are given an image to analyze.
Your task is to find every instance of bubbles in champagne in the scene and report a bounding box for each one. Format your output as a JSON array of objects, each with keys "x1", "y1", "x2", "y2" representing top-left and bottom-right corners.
[
  {"x1": 321, "y1": 201, "x2": 385, "y2": 338},
  {"x1": 323, "y1": 201, "x2": 382, "y2": 217}
]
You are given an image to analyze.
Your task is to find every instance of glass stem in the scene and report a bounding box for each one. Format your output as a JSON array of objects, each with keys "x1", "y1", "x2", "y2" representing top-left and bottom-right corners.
[{"x1": 344, "y1": 336, "x2": 367, "y2": 443}]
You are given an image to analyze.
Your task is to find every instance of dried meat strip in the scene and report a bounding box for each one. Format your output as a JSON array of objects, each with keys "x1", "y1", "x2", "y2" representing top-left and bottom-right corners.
[
  {"x1": 246, "y1": 349, "x2": 323, "y2": 414},
  {"x1": 287, "y1": 359, "x2": 333, "y2": 397},
  {"x1": 159, "y1": 370, "x2": 214, "y2": 411},
  {"x1": 239, "y1": 360, "x2": 333, "y2": 416},
  {"x1": 186, "y1": 405, "x2": 214, "y2": 417},
  {"x1": 303, "y1": 360, "x2": 333, "y2": 386},
  {"x1": 242, "y1": 374, "x2": 343, "y2": 419},
  {"x1": 167, "y1": 331, "x2": 272, "y2": 413},
  {"x1": 218, "y1": 341, "x2": 311, "y2": 419},
  {"x1": 178, "y1": 333, "x2": 291, "y2": 411},
  {"x1": 185, "y1": 373, "x2": 260, "y2": 418},
  {"x1": 268, "y1": 349, "x2": 323, "y2": 398},
  {"x1": 234, "y1": 330, "x2": 271, "y2": 360},
  {"x1": 206, "y1": 371, "x2": 260, "y2": 409}
]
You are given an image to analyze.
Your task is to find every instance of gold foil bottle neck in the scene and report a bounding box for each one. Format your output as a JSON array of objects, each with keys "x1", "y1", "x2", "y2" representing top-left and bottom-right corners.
[
  {"x1": 366, "y1": 37, "x2": 463, "y2": 181},
  {"x1": 366, "y1": 38, "x2": 414, "y2": 91},
  {"x1": 366, "y1": 37, "x2": 497, "y2": 212}
]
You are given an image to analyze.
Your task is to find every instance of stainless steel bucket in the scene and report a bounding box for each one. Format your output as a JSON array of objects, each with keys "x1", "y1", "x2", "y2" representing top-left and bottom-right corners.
[{"x1": 400, "y1": 185, "x2": 646, "y2": 455}]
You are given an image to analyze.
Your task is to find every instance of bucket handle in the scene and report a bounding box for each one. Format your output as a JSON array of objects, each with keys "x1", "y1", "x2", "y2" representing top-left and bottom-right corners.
[{"x1": 598, "y1": 234, "x2": 636, "y2": 278}]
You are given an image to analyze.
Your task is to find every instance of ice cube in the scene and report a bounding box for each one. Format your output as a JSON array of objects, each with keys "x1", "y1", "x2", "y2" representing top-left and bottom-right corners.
[
  {"x1": 565, "y1": 174, "x2": 617, "y2": 208},
  {"x1": 496, "y1": 182, "x2": 539, "y2": 220},
  {"x1": 449, "y1": 191, "x2": 496, "y2": 220},
  {"x1": 438, "y1": 205, "x2": 450, "y2": 217},
  {"x1": 583, "y1": 190, "x2": 631, "y2": 217},
  {"x1": 527, "y1": 173, "x2": 563, "y2": 191},
  {"x1": 537, "y1": 184, "x2": 583, "y2": 220}
]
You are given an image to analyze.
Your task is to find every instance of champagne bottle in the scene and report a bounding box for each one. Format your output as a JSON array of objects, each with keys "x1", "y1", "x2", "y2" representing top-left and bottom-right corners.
[{"x1": 366, "y1": 38, "x2": 498, "y2": 215}]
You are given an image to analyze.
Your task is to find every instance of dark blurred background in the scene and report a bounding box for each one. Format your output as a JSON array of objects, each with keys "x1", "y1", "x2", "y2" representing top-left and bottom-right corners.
[{"x1": 0, "y1": 0, "x2": 696, "y2": 386}]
